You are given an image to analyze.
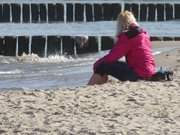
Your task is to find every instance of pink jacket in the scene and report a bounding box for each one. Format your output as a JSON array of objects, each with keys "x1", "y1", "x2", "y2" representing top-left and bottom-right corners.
[{"x1": 94, "y1": 28, "x2": 156, "y2": 79}]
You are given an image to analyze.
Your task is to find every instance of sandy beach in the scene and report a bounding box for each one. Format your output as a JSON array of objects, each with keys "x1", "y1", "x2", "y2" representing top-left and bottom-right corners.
[{"x1": 0, "y1": 41, "x2": 180, "y2": 135}]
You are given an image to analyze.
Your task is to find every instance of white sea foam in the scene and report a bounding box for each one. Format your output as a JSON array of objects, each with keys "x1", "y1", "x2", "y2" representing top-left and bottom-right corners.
[
  {"x1": 0, "y1": 69, "x2": 22, "y2": 75},
  {"x1": 15, "y1": 51, "x2": 104, "y2": 64},
  {"x1": 17, "y1": 53, "x2": 40, "y2": 63},
  {"x1": 17, "y1": 53, "x2": 75, "y2": 63},
  {"x1": 0, "y1": 55, "x2": 18, "y2": 64},
  {"x1": 153, "y1": 51, "x2": 161, "y2": 55},
  {"x1": 1, "y1": 50, "x2": 162, "y2": 65}
]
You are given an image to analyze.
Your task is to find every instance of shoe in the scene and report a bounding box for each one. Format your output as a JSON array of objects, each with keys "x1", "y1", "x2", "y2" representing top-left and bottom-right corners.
[
  {"x1": 165, "y1": 70, "x2": 174, "y2": 81},
  {"x1": 150, "y1": 68, "x2": 174, "y2": 81}
]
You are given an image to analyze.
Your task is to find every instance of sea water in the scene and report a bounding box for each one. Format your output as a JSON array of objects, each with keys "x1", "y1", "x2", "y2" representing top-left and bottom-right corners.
[
  {"x1": 0, "y1": 51, "x2": 107, "y2": 90},
  {"x1": 0, "y1": 21, "x2": 180, "y2": 37}
]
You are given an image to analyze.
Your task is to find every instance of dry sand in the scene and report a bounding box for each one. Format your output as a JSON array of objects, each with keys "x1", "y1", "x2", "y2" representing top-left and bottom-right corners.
[{"x1": 0, "y1": 42, "x2": 180, "y2": 135}]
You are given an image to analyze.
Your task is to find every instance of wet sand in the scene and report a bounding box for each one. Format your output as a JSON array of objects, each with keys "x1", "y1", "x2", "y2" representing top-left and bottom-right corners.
[{"x1": 0, "y1": 41, "x2": 180, "y2": 135}]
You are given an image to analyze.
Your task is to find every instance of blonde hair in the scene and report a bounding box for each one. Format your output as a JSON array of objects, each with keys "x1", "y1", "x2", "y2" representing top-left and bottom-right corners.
[{"x1": 116, "y1": 11, "x2": 138, "y2": 35}]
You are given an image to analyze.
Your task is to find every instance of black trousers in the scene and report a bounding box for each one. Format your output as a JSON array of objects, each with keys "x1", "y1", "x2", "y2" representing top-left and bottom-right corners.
[{"x1": 95, "y1": 61, "x2": 140, "y2": 81}]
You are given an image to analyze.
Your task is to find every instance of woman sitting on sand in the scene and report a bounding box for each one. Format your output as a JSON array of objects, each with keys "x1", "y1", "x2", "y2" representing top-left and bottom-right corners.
[{"x1": 88, "y1": 11, "x2": 165, "y2": 85}]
